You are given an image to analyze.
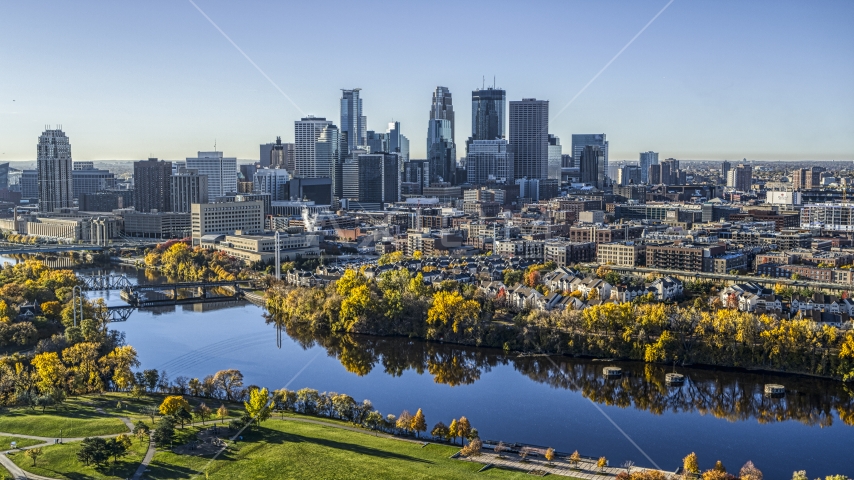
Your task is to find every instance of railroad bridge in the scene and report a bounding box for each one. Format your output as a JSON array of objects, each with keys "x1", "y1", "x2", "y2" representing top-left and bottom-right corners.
[{"x1": 77, "y1": 274, "x2": 256, "y2": 321}]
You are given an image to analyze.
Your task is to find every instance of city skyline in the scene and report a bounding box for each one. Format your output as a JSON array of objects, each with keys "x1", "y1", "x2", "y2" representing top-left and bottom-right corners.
[{"x1": 1, "y1": 1, "x2": 853, "y2": 162}]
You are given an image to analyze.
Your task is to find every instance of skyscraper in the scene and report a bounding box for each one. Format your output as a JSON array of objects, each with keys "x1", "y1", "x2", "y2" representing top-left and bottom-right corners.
[
  {"x1": 660, "y1": 158, "x2": 680, "y2": 185},
  {"x1": 617, "y1": 165, "x2": 642, "y2": 186},
  {"x1": 171, "y1": 167, "x2": 208, "y2": 213},
  {"x1": 387, "y1": 122, "x2": 410, "y2": 161},
  {"x1": 471, "y1": 88, "x2": 505, "y2": 141},
  {"x1": 366, "y1": 131, "x2": 388, "y2": 154},
  {"x1": 294, "y1": 116, "x2": 335, "y2": 178},
  {"x1": 727, "y1": 164, "x2": 753, "y2": 192},
  {"x1": 315, "y1": 124, "x2": 341, "y2": 198},
  {"x1": 509, "y1": 98, "x2": 549, "y2": 180},
  {"x1": 466, "y1": 139, "x2": 513, "y2": 185},
  {"x1": 253, "y1": 168, "x2": 291, "y2": 201},
  {"x1": 134, "y1": 158, "x2": 172, "y2": 212},
  {"x1": 186, "y1": 151, "x2": 238, "y2": 199},
  {"x1": 260, "y1": 137, "x2": 295, "y2": 170},
  {"x1": 721, "y1": 160, "x2": 731, "y2": 185},
  {"x1": 341, "y1": 89, "x2": 367, "y2": 153},
  {"x1": 639, "y1": 151, "x2": 658, "y2": 184},
  {"x1": 579, "y1": 145, "x2": 604, "y2": 188},
  {"x1": 548, "y1": 135, "x2": 562, "y2": 180},
  {"x1": 429, "y1": 87, "x2": 455, "y2": 143},
  {"x1": 572, "y1": 134, "x2": 609, "y2": 186},
  {"x1": 427, "y1": 119, "x2": 456, "y2": 184},
  {"x1": 37, "y1": 127, "x2": 74, "y2": 213}
]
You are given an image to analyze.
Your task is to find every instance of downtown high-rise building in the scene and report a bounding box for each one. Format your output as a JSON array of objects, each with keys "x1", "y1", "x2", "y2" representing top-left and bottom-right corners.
[
  {"x1": 470, "y1": 88, "x2": 505, "y2": 142},
  {"x1": 341, "y1": 89, "x2": 367, "y2": 154},
  {"x1": 253, "y1": 168, "x2": 291, "y2": 201},
  {"x1": 721, "y1": 160, "x2": 731, "y2": 186},
  {"x1": 509, "y1": 98, "x2": 549, "y2": 180},
  {"x1": 427, "y1": 119, "x2": 456, "y2": 184},
  {"x1": 387, "y1": 122, "x2": 409, "y2": 161},
  {"x1": 572, "y1": 134, "x2": 609, "y2": 186},
  {"x1": 727, "y1": 164, "x2": 753, "y2": 192},
  {"x1": 579, "y1": 145, "x2": 605, "y2": 188},
  {"x1": 186, "y1": 151, "x2": 238, "y2": 199},
  {"x1": 466, "y1": 139, "x2": 514, "y2": 185},
  {"x1": 134, "y1": 158, "x2": 172, "y2": 212},
  {"x1": 37, "y1": 127, "x2": 74, "y2": 213},
  {"x1": 260, "y1": 137, "x2": 295, "y2": 171},
  {"x1": 639, "y1": 151, "x2": 658, "y2": 184},
  {"x1": 429, "y1": 86, "x2": 455, "y2": 143},
  {"x1": 294, "y1": 116, "x2": 337, "y2": 179},
  {"x1": 341, "y1": 153, "x2": 401, "y2": 209},
  {"x1": 548, "y1": 135, "x2": 562, "y2": 181},
  {"x1": 170, "y1": 167, "x2": 208, "y2": 213}
]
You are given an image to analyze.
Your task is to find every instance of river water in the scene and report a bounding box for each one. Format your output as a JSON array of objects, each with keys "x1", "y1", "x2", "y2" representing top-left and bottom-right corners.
[{"x1": 3, "y1": 256, "x2": 853, "y2": 477}]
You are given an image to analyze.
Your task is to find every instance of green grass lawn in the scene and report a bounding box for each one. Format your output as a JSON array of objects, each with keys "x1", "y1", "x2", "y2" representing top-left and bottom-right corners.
[
  {"x1": 144, "y1": 419, "x2": 541, "y2": 480},
  {"x1": 0, "y1": 435, "x2": 45, "y2": 450},
  {"x1": 7, "y1": 434, "x2": 149, "y2": 480},
  {"x1": 0, "y1": 406, "x2": 129, "y2": 438}
]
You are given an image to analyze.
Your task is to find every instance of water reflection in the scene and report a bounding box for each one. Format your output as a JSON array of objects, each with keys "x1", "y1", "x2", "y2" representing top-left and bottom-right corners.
[{"x1": 276, "y1": 324, "x2": 854, "y2": 428}]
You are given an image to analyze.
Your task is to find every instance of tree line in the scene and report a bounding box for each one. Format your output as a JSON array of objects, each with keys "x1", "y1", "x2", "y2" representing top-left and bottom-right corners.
[{"x1": 265, "y1": 267, "x2": 854, "y2": 381}]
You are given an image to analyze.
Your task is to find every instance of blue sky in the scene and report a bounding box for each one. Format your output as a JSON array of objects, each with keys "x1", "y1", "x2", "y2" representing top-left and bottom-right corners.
[{"x1": 1, "y1": 0, "x2": 852, "y2": 161}]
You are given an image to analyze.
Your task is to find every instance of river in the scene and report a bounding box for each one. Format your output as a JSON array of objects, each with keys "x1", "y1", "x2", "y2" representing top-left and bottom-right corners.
[{"x1": 3, "y1": 256, "x2": 853, "y2": 477}]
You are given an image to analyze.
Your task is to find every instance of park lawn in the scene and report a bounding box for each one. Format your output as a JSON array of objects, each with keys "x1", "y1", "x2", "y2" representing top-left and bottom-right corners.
[
  {"x1": 0, "y1": 405, "x2": 129, "y2": 438},
  {"x1": 144, "y1": 419, "x2": 544, "y2": 480},
  {"x1": 7, "y1": 435, "x2": 149, "y2": 480},
  {"x1": 0, "y1": 435, "x2": 45, "y2": 450},
  {"x1": 83, "y1": 392, "x2": 245, "y2": 426}
]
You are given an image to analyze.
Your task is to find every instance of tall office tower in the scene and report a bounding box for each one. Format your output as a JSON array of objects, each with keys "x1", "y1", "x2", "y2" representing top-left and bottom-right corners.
[
  {"x1": 639, "y1": 151, "x2": 659, "y2": 184},
  {"x1": 429, "y1": 87, "x2": 455, "y2": 143},
  {"x1": 548, "y1": 135, "x2": 562, "y2": 180},
  {"x1": 466, "y1": 139, "x2": 514, "y2": 185},
  {"x1": 402, "y1": 160, "x2": 430, "y2": 195},
  {"x1": 727, "y1": 164, "x2": 753, "y2": 192},
  {"x1": 366, "y1": 131, "x2": 388, "y2": 153},
  {"x1": 571, "y1": 134, "x2": 609, "y2": 186},
  {"x1": 186, "y1": 151, "x2": 238, "y2": 199},
  {"x1": 470, "y1": 87, "x2": 506, "y2": 142},
  {"x1": 721, "y1": 160, "x2": 731, "y2": 185},
  {"x1": 0, "y1": 163, "x2": 8, "y2": 190},
  {"x1": 509, "y1": 98, "x2": 549, "y2": 180},
  {"x1": 260, "y1": 137, "x2": 295, "y2": 170},
  {"x1": 648, "y1": 164, "x2": 661, "y2": 185},
  {"x1": 579, "y1": 145, "x2": 604, "y2": 188},
  {"x1": 37, "y1": 127, "x2": 74, "y2": 213},
  {"x1": 134, "y1": 158, "x2": 172, "y2": 212},
  {"x1": 253, "y1": 168, "x2": 291, "y2": 201},
  {"x1": 361, "y1": 153, "x2": 400, "y2": 207},
  {"x1": 72, "y1": 164, "x2": 117, "y2": 198},
  {"x1": 341, "y1": 89, "x2": 367, "y2": 154},
  {"x1": 294, "y1": 116, "x2": 336, "y2": 179},
  {"x1": 171, "y1": 167, "x2": 208, "y2": 213},
  {"x1": 387, "y1": 122, "x2": 410, "y2": 161},
  {"x1": 660, "y1": 158, "x2": 680, "y2": 186},
  {"x1": 427, "y1": 119, "x2": 456, "y2": 184},
  {"x1": 617, "y1": 165, "x2": 642, "y2": 186},
  {"x1": 315, "y1": 124, "x2": 341, "y2": 199}
]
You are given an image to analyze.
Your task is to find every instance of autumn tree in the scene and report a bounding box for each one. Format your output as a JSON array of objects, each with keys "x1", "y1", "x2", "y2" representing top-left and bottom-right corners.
[
  {"x1": 159, "y1": 395, "x2": 190, "y2": 417},
  {"x1": 25, "y1": 447, "x2": 42, "y2": 466},
  {"x1": 99, "y1": 346, "x2": 140, "y2": 392},
  {"x1": 194, "y1": 402, "x2": 212, "y2": 425},
  {"x1": 31, "y1": 351, "x2": 67, "y2": 396},
  {"x1": 544, "y1": 447, "x2": 555, "y2": 464},
  {"x1": 431, "y1": 422, "x2": 449, "y2": 442},
  {"x1": 712, "y1": 461, "x2": 726, "y2": 473},
  {"x1": 460, "y1": 438, "x2": 482, "y2": 457},
  {"x1": 217, "y1": 404, "x2": 228, "y2": 424},
  {"x1": 682, "y1": 452, "x2": 700, "y2": 476},
  {"x1": 597, "y1": 456, "x2": 608, "y2": 472},
  {"x1": 244, "y1": 387, "x2": 271, "y2": 425},
  {"x1": 494, "y1": 441, "x2": 507, "y2": 458},
  {"x1": 569, "y1": 450, "x2": 581, "y2": 467},
  {"x1": 396, "y1": 410, "x2": 413, "y2": 435},
  {"x1": 519, "y1": 446, "x2": 532, "y2": 461},
  {"x1": 456, "y1": 416, "x2": 472, "y2": 444},
  {"x1": 738, "y1": 461, "x2": 762, "y2": 480},
  {"x1": 448, "y1": 419, "x2": 459, "y2": 445},
  {"x1": 426, "y1": 291, "x2": 480, "y2": 338},
  {"x1": 411, "y1": 409, "x2": 427, "y2": 439}
]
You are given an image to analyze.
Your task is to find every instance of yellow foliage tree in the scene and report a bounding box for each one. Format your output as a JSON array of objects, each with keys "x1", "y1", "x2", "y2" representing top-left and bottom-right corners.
[
  {"x1": 159, "y1": 395, "x2": 191, "y2": 416},
  {"x1": 244, "y1": 387, "x2": 271, "y2": 425},
  {"x1": 99, "y1": 346, "x2": 140, "y2": 392},
  {"x1": 410, "y1": 408, "x2": 427, "y2": 438},
  {"x1": 683, "y1": 452, "x2": 700, "y2": 474},
  {"x1": 426, "y1": 291, "x2": 480, "y2": 337},
  {"x1": 32, "y1": 352, "x2": 67, "y2": 395}
]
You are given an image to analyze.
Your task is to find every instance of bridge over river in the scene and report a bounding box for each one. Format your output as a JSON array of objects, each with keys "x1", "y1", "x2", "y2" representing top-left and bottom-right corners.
[{"x1": 77, "y1": 273, "x2": 257, "y2": 322}]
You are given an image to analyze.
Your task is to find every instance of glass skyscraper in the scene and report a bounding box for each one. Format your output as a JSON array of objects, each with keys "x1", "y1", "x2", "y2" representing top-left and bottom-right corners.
[
  {"x1": 572, "y1": 134, "x2": 609, "y2": 186},
  {"x1": 639, "y1": 151, "x2": 658, "y2": 184},
  {"x1": 509, "y1": 98, "x2": 549, "y2": 180},
  {"x1": 471, "y1": 88, "x2": 505, "y2": 141},
  {"x1": 340, "y1": 89, "x2": 366, "y2": 153}
]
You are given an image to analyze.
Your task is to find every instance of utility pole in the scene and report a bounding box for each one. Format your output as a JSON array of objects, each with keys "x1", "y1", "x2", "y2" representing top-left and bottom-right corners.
[{"x1": 274, "y1": 231, "x2": 281, "y2": 281}]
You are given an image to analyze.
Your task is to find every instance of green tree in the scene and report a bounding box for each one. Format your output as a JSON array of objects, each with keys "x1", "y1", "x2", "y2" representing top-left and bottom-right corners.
[
  {"x1": 431, "y1": 422, "x2": 449, "y2": 441},
  {"x1": 77, "y1": 437, "x2": 109, "y2": 467},
  {"x1": 152, "y1": 417, "x2": 175, "y2": 447}
]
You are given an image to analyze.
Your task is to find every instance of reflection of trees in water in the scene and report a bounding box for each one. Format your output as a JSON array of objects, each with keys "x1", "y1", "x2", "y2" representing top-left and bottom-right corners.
[{"x1": 274, "y1": 321, "x2": 854, "y2": 427}]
